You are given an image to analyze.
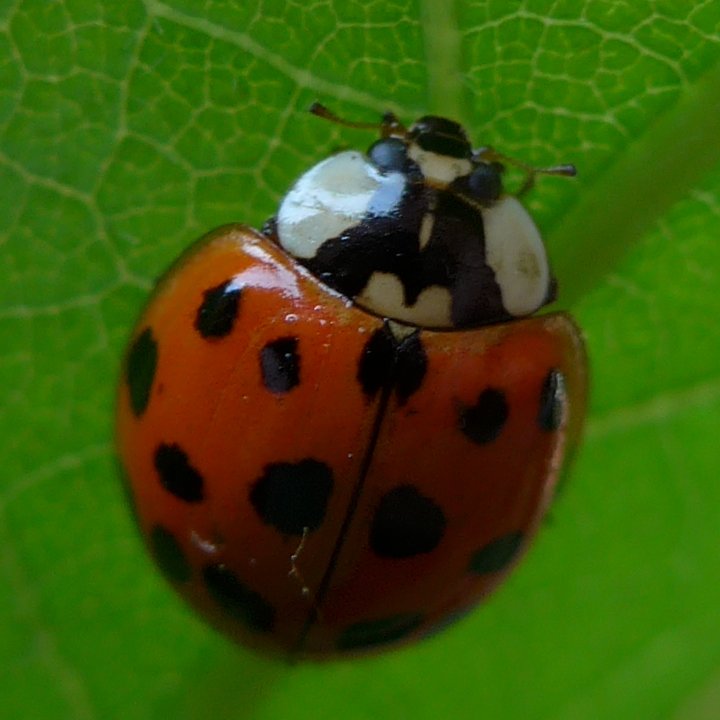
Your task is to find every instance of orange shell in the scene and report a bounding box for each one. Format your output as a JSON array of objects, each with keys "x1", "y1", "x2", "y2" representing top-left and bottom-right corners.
[{"x1": 116, "y1": 225, "x2": 587, "y2": 659}]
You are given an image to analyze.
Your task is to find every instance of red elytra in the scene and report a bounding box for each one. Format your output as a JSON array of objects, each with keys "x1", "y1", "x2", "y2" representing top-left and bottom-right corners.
[{"x1": 116, "y1": 224, "x2": 587, "y2": 659}]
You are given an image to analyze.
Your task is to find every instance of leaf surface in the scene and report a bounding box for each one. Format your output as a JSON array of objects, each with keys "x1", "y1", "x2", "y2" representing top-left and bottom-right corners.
[{"x1": 2, "y1": 2, "x2": 720, "y2": 718}]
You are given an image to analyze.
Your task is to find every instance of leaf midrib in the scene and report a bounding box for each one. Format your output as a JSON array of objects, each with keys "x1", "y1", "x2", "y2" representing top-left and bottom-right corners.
[
  {"x1": 420, "y1": 0, "x2": 463, "y2": 119},
  {"x1": 553, "y1": 60, "x2": 720, "y2": 306},
  {"x1": 587, "y1": 374, "x2": 720, "y2": 440}
]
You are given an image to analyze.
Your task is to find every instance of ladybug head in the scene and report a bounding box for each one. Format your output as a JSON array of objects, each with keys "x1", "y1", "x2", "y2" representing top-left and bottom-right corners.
[
  {"x1": 407, "y1": 115, "x2": 472, "y2": 160},
  {"x1": 406, "y1": 115, "x2": 472, "y2": 160}
]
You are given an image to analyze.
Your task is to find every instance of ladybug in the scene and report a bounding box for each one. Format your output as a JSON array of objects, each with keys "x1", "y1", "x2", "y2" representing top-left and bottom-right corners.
[{"x1": 116, "y1": 103, "x2": 587, "y2": 659}]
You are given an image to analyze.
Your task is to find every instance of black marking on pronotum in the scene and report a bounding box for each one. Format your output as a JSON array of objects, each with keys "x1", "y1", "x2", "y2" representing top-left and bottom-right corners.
[
  {"x1": 302, "y1": 180, "x2": 508, "y2": 328},
  {"x1": 249, "y1": 459, "x2": 334, "y2": 535},
  {"x1": 126, "y1": 327, "x2": 158, "y2": 417},
  {"x1": 432, "y1": 191, "x2": 508, "y2": 327},
  {"x1": 260, "y1": 337, "x2": 301, "y2": 394}
]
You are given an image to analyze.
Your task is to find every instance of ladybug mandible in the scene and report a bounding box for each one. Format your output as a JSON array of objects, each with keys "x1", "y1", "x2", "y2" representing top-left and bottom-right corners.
[{"x1": 116, "y1": 103, "x2": 588, "y2": 659}]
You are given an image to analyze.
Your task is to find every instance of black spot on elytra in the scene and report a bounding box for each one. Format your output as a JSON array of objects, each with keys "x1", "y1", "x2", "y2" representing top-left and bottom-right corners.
[
  {"x1": 357, "y1": 326, "x2": 395, "y2": 398},
  {"x1": 459, "y1": 388, "x2": 509, "y2": 445},
  {"x1": 469, "y1": 531, "x2": 524, "y2": 574},
  {"x1": 203, "y1": 564, "x2": 276, "y2": 633},
  {"x1": 357, "y1": 325, "x2": 427, "y2": 403},
  {"x1": 538, "y1": 369, "x2": 566, "y2": 432},
  {"x1": 126, "y1": 327, "x2": 157, "y2": 417},
  {"x1": 250, "y1": 459, "x2": 333, "y2": 535},
  {"x1": 150, "y1": 525, "x2": 191, "y2": 583},
  {"x1": 154, "y1": 443, "x2": 205, "y2": 503},
  {"x1": 395, "y1": 332, "x2": 428, "y2": 403},
  {"x1": 337, "y1": 613, "x2": 423, "y2": 651},
  {"x1": 370, "y1": 485, "x2": 446, "y2": 558},
  {"x1": 260, "y1": 337, "x2": 300, "y2": 393},
  {"x1": 422, "y1": 606, "x2": 475, "y2": 639},
  {"x1": 194, "y1": 279, "x2": 242, "y2": 339}
]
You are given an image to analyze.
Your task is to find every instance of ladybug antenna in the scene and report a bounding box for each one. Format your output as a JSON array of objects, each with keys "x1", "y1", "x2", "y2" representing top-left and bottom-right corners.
[
  {"x1": 473, "y1": 146, "x2": 577, "y2": 196},
  {"x1": 309, "y1": 102, "x2": 407, "y2": 138}
]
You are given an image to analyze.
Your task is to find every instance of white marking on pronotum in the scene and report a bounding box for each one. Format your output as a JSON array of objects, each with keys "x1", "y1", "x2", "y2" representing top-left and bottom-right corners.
[
  {"x1": 483, "y1": 195, "x2": 550, "y2": 316},
  {"x1": 277, "y1": 152, "x2": 403, "y2": 260},
  {"x1": 357, "y1": 272, "x2": 453, "y2": 328},
  {"x1": 418, "y1": 212, "x2": 435, "y2": 249}
]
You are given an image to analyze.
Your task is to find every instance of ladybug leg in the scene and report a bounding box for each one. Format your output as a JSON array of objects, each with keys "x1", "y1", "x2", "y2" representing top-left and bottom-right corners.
[{"x1": 473, "y1": 146, "x2": 576, "y2": 196}]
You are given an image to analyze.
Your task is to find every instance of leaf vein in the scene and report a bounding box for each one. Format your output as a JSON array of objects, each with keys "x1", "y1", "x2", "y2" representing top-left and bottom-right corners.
[{"x1": 143, "y1": 0, "x2": 418, "y2": 116}]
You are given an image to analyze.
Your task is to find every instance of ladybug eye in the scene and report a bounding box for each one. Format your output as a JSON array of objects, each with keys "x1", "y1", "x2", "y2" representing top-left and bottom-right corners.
[
  {"x1": 466, "y1": 164, "x2": 503, "y2": 203},
  {"x1": 368, "y1": 138, "x2": 408, "y2": 172}
]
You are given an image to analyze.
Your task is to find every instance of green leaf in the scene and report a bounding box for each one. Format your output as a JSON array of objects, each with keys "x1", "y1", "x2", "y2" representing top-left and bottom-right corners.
[{"x1": 2, "y1": 2, "x2": 720, "y2": 718}]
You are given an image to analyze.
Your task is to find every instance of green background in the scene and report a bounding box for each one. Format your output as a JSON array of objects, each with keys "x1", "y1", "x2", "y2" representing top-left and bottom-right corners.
[{"x1": 2, "y1": 1, "x2": 720, "y2": 718}]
